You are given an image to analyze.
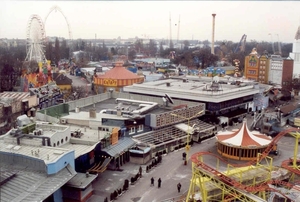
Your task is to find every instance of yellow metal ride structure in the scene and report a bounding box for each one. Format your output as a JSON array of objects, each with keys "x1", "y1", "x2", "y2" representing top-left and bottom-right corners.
[{"x1": 186, "y1": 128, "x2": 300, "y2": 202}]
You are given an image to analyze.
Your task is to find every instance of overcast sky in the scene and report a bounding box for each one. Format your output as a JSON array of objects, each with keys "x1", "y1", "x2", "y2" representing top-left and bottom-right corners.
[{"x1": 1, "y1": 1, "x2": 300, "y2": 43}]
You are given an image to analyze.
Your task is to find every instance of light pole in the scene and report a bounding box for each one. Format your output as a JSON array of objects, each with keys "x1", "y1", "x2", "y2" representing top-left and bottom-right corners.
[{"x1": 171, "y1": 110, "x2": 204, "y2": 165}]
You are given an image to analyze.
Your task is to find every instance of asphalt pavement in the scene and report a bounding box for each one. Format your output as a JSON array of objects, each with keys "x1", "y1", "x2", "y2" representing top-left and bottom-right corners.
[{"x1": 87, "y1": 113, "x2": 298, "y2": 202}]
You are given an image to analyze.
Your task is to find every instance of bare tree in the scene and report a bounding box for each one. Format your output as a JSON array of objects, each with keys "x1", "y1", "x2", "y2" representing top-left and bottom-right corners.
[{"x1": 55, "y1": 38, "x2": 60, "y2": 65}]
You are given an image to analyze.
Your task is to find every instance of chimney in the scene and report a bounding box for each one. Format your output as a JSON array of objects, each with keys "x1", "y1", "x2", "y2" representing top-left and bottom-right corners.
[{"x1": 211, "y1": 13, "x2": 216, "y2": 54}]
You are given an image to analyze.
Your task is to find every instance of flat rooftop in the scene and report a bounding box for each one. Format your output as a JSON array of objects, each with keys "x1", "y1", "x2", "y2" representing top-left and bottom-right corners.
[
  {"x1": 1, "y1": 122, "x2": 104, "y2": 160},
  {"x1": 0, "y1": 137, "x2": 72, "y2": 164},
  {"x1": 69, "y1": 98, "x2": 172, "y2": 115},
  {"x1": 123, "y1": 77, "x2": 260, "y2": 103}
]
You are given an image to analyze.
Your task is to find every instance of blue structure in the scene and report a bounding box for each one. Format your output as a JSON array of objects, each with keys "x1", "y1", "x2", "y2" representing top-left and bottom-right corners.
[{"x1": 203, "y1": 66, "x2": 226, "y2": 75}]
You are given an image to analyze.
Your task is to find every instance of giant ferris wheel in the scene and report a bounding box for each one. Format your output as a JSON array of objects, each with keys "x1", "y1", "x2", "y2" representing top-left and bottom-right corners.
[
  {"x1": 25, "y1": 14, "x2": 47, "y2": 64},
  {"x1": 25, "y1": 6, "x2": 73, "y2": 64}
]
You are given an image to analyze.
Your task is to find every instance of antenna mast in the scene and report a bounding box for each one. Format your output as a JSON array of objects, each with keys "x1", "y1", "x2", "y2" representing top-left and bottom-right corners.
[
  {"x1": 177, "y1": 15, "x2": 180, "y2": 45},
  {"x1": 169, "y1": 12, "x2": 172, "y2": 48}
]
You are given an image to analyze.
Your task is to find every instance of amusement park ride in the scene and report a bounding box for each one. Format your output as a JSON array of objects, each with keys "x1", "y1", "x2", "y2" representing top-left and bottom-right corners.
[
  {"x1": 23, "y1": 6, "x2": 72, "y2": 90},
  {"x1": 186, "y1": 128, "x2": 300, "y2": 202}
]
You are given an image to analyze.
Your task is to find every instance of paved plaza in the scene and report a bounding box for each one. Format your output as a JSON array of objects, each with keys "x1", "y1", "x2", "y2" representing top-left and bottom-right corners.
[{"x1": 87, "y1": 117, "x2": 297, "y2": 202}]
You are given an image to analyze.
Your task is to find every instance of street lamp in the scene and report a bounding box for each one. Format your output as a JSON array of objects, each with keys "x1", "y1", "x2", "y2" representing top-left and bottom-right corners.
[{"x1": 171, "y1": 110, "x2": 204, "y2": 165}]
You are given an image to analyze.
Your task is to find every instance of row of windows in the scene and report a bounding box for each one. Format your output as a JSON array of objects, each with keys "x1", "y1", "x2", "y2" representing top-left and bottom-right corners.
[
  {"x1": 259, "y1": 70, "x2": 265, "y2": 74},
  {"x1": 129, "y1": 125, "x2": 144, "y2": 134},
  {"x1": 248, "y1": 70, "x2": 256, "y2": 74},
  {"x1": 260, "y1": 61, "x2": 267, "y2": 64},
  {"x1": 53, "y1": 137, "x2": 68, "y2": 147},
  {"x1": 271, "y1": 66, "x2": 282, "y2": 70}
]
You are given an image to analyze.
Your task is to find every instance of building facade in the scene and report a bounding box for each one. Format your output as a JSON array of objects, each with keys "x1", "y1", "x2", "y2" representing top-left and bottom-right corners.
[
  {"x1": 258, "y1": 54, "x2": 269, "y2": 84},
  {"x1": 244, "y1": 48, "x2": 260, "y2": 81},
  {"x1": 268, "y1": 55, "x2": 283, "y2": 85},
  {"x1": 282, "y1": 57, "x2": 294, "y2": 91},
  {"x1": 289, "y1": 26, "x2": 300, "y2": 77}
]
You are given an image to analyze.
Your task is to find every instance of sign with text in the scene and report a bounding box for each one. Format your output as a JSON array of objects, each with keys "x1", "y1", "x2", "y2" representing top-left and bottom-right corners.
[{"x1": 103, "y1": 79, "x2": 117, "y2": 86}]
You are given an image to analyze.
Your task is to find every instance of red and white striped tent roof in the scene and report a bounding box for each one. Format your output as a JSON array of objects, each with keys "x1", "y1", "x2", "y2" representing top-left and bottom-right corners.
[
  {"x1": 216, "y1": 120, "x2": 272, "y2": 147},
  {"x1": 0, "y1": 92, "x2": 30, "y2": 105}
]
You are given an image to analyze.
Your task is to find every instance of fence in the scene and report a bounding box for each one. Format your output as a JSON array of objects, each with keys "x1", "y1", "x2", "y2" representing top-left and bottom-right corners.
[
  {"x1": 36, "y1": 112, "x2": 60, "y2": 123},
  {"x1": 67, "y1": 93, "x2": 110, "y2": 111}
]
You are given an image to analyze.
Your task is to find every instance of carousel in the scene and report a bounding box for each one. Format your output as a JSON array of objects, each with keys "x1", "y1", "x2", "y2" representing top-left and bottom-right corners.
[
  {"x1": 216, "y1": 119, "x2": 272, "y2": 161},
  {"x1": 93, "y1": 61, "x2": 144, "y2": 93}
]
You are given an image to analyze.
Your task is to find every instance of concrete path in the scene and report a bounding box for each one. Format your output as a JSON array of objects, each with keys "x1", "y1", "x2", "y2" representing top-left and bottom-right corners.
[{"x1": 87, "y1": 114, "x2": 298, "y2": 202}]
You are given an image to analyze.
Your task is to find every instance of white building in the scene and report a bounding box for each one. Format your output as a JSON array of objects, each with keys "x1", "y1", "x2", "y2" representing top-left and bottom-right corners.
[
  {"x1": 268, "y1": 55, "x2": 283, "y2": 85},
  {"x1": 289, "y1": 26, "x2": 300, "y2": 77}
]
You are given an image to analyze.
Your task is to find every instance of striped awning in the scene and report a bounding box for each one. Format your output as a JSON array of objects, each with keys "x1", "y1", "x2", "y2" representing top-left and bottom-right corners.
[{"x1": 216, "y1": 120, "x2": 272, "y2": 147}]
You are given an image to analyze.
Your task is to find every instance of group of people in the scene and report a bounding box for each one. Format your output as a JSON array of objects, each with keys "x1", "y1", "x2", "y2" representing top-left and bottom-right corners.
[
  {"x1": 150, "y1": 177, "x2": 182, "y2": 193},
  {"x1": 150, "y1": 177, "x2": 161, "y2": 188}
]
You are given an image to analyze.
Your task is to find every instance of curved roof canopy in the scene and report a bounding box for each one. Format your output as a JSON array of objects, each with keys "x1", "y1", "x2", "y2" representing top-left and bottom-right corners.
[
  {"x1": 96, "y1": 61, "x2": 142, "y2": 80},
  {"x1": 216, "y1": 119, "x2": 272, "y2": 147}
]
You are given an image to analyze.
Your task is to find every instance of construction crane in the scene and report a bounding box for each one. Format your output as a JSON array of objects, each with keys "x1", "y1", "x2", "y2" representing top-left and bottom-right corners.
[
  {"x1": 268, "y1": 33, "x2": 275, "y2": 54},
  {"x1": 276, "y1": 34, "x2": 282, "y2": 55},
  {"x1": 234, "y1": 34, "x2": 247, "y2": 53}
]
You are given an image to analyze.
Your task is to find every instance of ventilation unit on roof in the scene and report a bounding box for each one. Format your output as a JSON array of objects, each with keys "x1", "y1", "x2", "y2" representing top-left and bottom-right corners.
[{"x1": 61, "y1": 119, "x2": 67, "y2": 124}]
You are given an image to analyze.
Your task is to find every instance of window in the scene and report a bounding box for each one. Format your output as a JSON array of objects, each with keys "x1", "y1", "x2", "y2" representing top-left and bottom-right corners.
[
  {"x1": 102, "y1": 118, "x2": 124, "y2": 127},
  {"x1": 129, "y1": 127, "x2": 135, "y2": 134},
  {"x1": 138, "y1": 125, "x2": 144, "y2": 132},
  {"x1": 248, "y1": 70, "x2": 256, "y2": 75}
]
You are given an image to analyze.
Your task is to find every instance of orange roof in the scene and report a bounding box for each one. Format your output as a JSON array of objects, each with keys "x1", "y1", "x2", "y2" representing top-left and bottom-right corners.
[
  {"x1": 216, "y1": 120, "x2": 271, "y2": 147},
  {"x1": 96, "y1": 61, "x2": 142, "y2": 80}
]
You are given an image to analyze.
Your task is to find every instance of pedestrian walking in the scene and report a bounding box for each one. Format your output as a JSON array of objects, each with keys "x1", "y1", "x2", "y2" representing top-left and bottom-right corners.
[
  {"x1": 139, "y1": 166, "x2": 142, "y2": 177},
  {"x1": 158, "y1": 178, "x2": 162, "y2": 188},
  {"x1": 182, "y1": 152, "x2": 186, "y2": 160},
  {"x1": 151, "y1": 177, "x2": 154, "y2": 186},
  {"x1": 177, "y1": 182, "x2": 181, "y2": 193},
  {"x1": 116, "y1": 162, "x2": 119, "y2": 170}
]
